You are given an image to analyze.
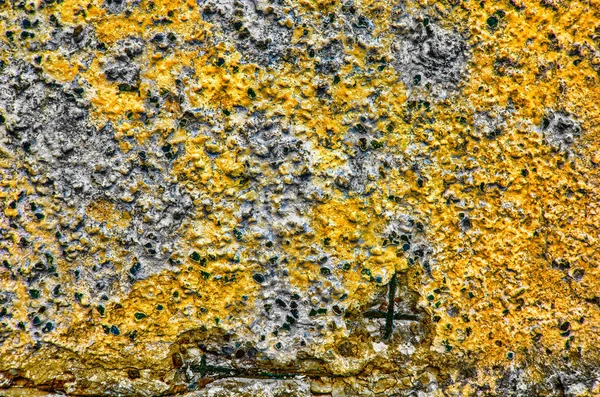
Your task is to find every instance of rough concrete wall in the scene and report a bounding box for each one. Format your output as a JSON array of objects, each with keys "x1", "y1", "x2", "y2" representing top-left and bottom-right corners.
[{"x1": 1, "y1": 0, "x2": 600, "y2": 395}]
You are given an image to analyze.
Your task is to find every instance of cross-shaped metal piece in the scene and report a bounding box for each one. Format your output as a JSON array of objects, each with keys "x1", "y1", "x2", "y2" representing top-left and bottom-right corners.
[{"x1": 363, "y1": 273, "x2": 420, "y2": 339}]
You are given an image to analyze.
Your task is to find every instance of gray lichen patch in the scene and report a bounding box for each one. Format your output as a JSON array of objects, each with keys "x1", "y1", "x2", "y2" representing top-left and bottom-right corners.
[
  {"x1": 540, "y1": 112, "x2": 582, "y2": 153},
  {"x1": 45, "y1": 23, "x2": 98, "y2": 55},
  {"x1": 472, "y1": 105, "x2": 514, "y2": 140},
  {"x1": 175, "y1": 112, "x2": 335, "y2": 356},
  {"x1": 102, "y1": 35, "x2": 146, "y2": 84},
  {"x1": 390, "y1": 13, "x2": 469, "y2": 99},
  {"x1": 199, "y1": 0, "x2": 296, "y2": 67},
  {"x1": 314, "y1": 38, "x2": 345, "y2": 75},
  {"x1": 0, "y1": 61, "x2": 192, "y2": 338},
  {"x1": 103, "y1": 56, "x2": 141, "y2": 87},
  {"x1": 102, "y1": 0, "x2": 143, "y2": 15},
  {"x1": 336, "y1": 2, "x2": 379, "y2": 49},
  {"x1": 295, "y1": 2, "x2": 382, "y2": 76}
]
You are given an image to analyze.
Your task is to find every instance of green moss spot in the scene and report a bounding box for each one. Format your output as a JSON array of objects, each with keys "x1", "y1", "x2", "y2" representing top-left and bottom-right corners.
[
  {"x1": 487, "y1": 15, "x2": 499, "y2": 29},
  {"x1": 134, "y1": 312, "x2": 146, "y2": 320},
  {"x1": 252, "y1": 273, "x2": 265, "y2": 283},
  {"x1": 190, "y1": 251, "x2": 201, "y2": 262},
  {"x1": 42, "y1": 322, "x2": 53, "y2": 333},
  {"x1": 370, "y1": 140, "x2": 384, "y2": 149},
  {"x1": 233, "y1": 228, "x2": 243, "y2": 241},
  {"x1": 130, "y1": 262, "x2": 141, "y2": 275}
]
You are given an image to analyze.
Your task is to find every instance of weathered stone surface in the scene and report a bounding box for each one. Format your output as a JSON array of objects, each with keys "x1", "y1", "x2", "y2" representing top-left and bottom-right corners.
[{"x1": 2, "y1": 0, "x2": 600, "y2": 395}]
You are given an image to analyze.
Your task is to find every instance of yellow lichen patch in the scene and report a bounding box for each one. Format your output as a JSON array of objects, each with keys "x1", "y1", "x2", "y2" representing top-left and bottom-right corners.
[
  {"x1": 173, "y1": 136, "x2": 242, "y2": 193},
  {"x1": 4, "y1": 0, "x2": 600, "y2": 393},
  {"x1": 50, "y1": 0, "x2": 105, "y2": 25},
  {"x1": 80, "y1": 58, "x2": 145, "y2": 116},
  {"x1": 37, "y1": 53, "x2": 81, "y2": 82},
  {"x1": 392, "y1": 0, "x2": 600, "y2": 371},
  {"x1": 86, "y1": 200, "x2": 131, "y2": 229},
  {"x1": 184, "y1": 56, "x2": 257, "y2": 111},
  {"x1": 75, "y1": 261, "x2": 260, "y2": 359},
  {"x1": 284, "y1": 192, "x2": 404, "y2": 314},
  {"x1": 456, "y1": 0, "x2": 600, "y2": 124}
]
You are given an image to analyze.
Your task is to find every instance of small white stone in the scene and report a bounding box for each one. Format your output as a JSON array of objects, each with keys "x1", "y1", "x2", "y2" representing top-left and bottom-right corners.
[
  {"x1": 372, "y1": 342, "x2": 388, "y2": 353},
  {"x1": 398, "y1": 343, "x2": 416, "y2": 356}
]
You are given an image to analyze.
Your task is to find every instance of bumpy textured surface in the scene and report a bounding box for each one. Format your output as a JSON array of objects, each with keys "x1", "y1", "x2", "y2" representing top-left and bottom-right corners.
[{"x1": 2, "y1": 0, "x2": 600, "y2": 395}]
